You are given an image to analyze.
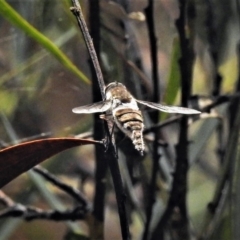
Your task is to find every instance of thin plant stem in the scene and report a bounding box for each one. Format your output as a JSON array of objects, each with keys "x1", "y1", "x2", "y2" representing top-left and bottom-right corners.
[
  {"x1": 143, "y1": 0, "x2": 161, "y2": 239},
  {"x1": 70, "y1": 1, "x2": 130, "y2": 239},
  {"x1": 70, "y1": 0, "x2": 105, "y2": 97}
]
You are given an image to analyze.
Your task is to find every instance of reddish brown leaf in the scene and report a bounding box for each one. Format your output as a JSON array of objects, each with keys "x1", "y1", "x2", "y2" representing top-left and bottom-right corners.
[{"x1": 0, "y1": 137, "x2": 101, "y2": 188}]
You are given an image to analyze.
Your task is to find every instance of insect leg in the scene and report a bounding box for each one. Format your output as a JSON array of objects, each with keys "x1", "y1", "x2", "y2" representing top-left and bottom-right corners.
[{"x1": 99, "y1": 114, "x2": 118, "y2": 155}]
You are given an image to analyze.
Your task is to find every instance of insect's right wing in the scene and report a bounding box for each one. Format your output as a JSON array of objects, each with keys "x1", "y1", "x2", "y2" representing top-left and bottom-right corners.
[
  {"x1": 136, "y1": 99, "x2": 201, "y2": 114},
  {"x1": 72, "y1": 100, "x2": 111, "y2": 114}
]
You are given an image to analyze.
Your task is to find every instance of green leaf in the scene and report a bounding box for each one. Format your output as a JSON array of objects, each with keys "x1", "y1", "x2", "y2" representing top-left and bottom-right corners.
[
  {"x1": 161, "y1": 37, "x2": 181, "y2": 120},
  {"x1": 0, "y1": 0, "x2": 90, "y2": 84},
  {"x1": 0, "y1": 27, "x2": 77, "y2": 87}
]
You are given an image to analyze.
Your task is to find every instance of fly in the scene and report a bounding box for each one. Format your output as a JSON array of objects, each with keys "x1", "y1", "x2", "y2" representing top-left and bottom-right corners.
[{"x1": 72, "y1": 82, "x2": 200, "y2": 155}]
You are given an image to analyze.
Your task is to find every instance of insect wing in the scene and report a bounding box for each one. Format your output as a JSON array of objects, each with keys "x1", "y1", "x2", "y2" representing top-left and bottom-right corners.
[
  {"x1": 72, "y1": 100, "x2": 111, "y2": 114},
  {"x1": 136, "y1": 99, "x2": 200, "y2": 114}
]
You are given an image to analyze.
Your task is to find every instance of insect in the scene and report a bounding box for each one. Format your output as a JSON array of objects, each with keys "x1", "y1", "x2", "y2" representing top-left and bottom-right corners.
[{"x1": 72, "y1": 82, "x2": 200, "y2": 155}]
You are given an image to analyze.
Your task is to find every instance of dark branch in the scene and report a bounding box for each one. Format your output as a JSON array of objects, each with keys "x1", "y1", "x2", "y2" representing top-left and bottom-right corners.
[
  {"x1": 143, "y1": 0, "x2": 161, "y2": 239},
  {"x1": 33, "y1": 166, "x2": 89, "y2": 207},
  {"x1": 70, "y1": 1, "x2": 130, "y2": 239},
  {"x1": 0, "y1": 191, "x2": 88, "y2": 221},
  {"x1": 70, "y1": 0, "x2": 105, "y2": 98},
  {"x1": 0, "y1": 205, "x2": 87, "y2": 221},
  {"x1": 151, "y1": 0, "x2": 195, "y2": 238}
]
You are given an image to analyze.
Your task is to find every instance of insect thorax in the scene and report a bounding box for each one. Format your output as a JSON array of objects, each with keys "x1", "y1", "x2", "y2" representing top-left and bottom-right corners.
[
  {"x1": 105, "y1": 82, "x2": 145, "y2": 154},
  {"x1": 106, "y1": 84, "x2": 132, "y2": 102}
]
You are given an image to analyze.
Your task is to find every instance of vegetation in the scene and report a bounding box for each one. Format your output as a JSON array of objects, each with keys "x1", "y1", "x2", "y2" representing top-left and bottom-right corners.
[{"x1": 0, "y1": 0, "x2": 239, "y2": 239}]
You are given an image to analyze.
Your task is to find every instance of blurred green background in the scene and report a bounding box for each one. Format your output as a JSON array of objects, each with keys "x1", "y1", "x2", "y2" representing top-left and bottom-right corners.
[{"x1": 0, "y1": 0, "x2": 239, "y2": 239}]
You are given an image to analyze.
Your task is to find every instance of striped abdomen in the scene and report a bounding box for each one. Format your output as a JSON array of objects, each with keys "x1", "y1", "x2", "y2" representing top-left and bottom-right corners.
[{"x1": 114, "y1": 108, "x2": 144, "y2": 155}]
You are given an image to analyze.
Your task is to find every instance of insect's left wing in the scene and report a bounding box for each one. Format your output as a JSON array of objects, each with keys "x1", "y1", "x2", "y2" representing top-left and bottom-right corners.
[
  {"x1": 136, "y1": 99, "x2": 201, "y2": 114},
  {"x1": 72, "y1": 100, "x2": 111, "y2": 114}
]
